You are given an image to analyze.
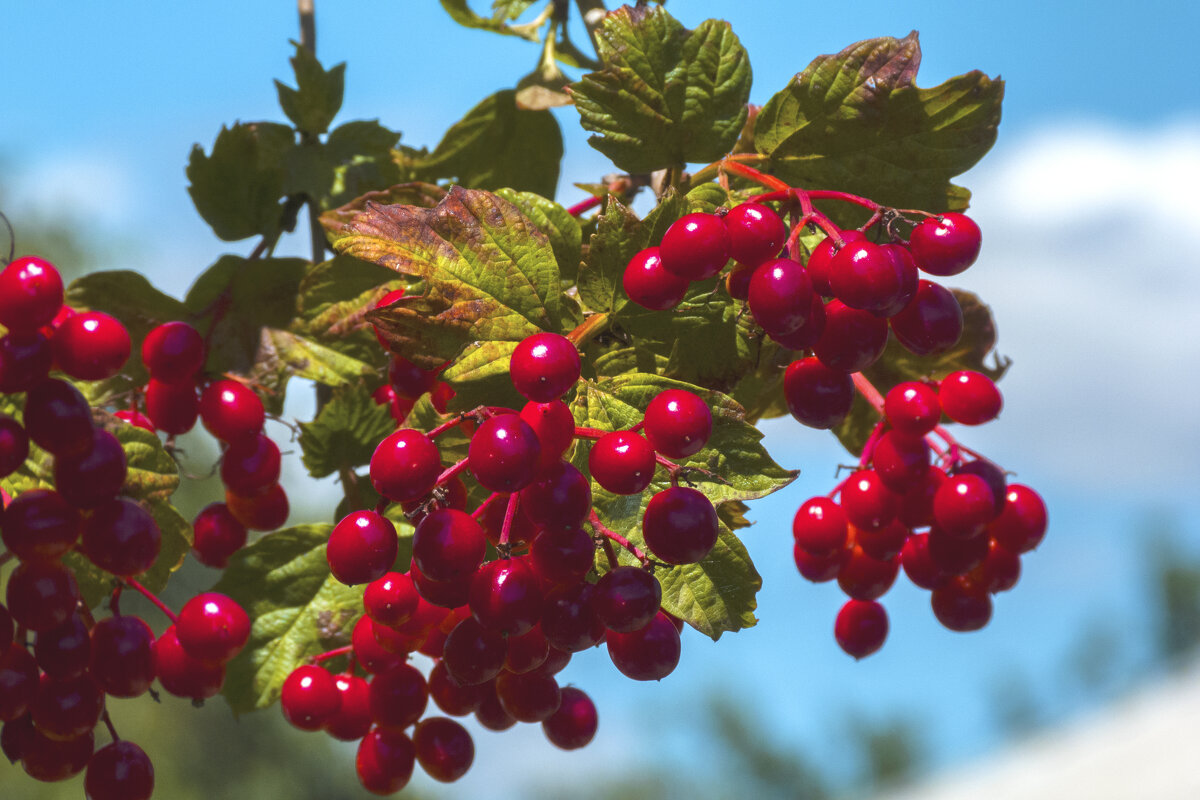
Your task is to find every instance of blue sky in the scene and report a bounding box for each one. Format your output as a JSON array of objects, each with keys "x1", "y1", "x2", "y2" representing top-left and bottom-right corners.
[{"x1": 4, "y1": 1, "x2": 1200, "y2": 796}]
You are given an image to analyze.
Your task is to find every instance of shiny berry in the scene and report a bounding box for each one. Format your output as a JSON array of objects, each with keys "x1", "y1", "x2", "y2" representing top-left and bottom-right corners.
[
  {"x1": 890, "y1": 280, "x2": 964, "y2": 355},
  {"x1": 199, "y1": 379, "x2": 264, "y2": 442},
  {"x1": 642, "y1": 486, "x2": 718, "y2": 565},
  {"x1": 805, "y1": 231, "x2": 864, "y2": 297},
  {"x1": 144, "y1": 378, "x2": 199, "y2": 435},
  {"x1": 793, "y1": 541, "x2": 847, "y2": 583},
  {"x1": 0, "y1": 332, "x2": 52, "y2": 392},
  {"x1": 191, "y1": 502, "x2": 247, "y2": 568},
  {"x1": 520, "y1": 461, "x2": 591, "y2": 530},
  {"x1": 474, "y1": 682, "x2": 516, "y2": 731},
  {"x1": 20, "y1": 728, "x2": 93, "y2": 782},
  {"x1": 82, "y1": 497, "x2": 162, "y2": 578},
  {"x1": 52, "y1": 311, "x2": 130, "y2": 381},
  {"x1": 495, "y1": 670, "x2": 561, "y2": 723},
  {"x1": 23, "y1": 378, "x2": 94, "y2": 457},
  {"x1": 792, "y1": 497, "x2": 848, "y2": 557},
  {"x1": 834, "y1": 599, "x2": 888, "y2": 659},
  {"x1": 989, "y1": 484, "x2": 1048, "y2": 553},
  {"x1": 388, "y1": 355, "x2": 437, "y2": 400},
  {"x1": 428, "y1": 660, "x2": 484, "y2": 717},
  {"x1": 356, "y1": 727, "x2": 415, "y2": 795},
  {"x1": 220, "y1": 433, "x2": 281, "y2": 496},
  {"x1": 595, "y1": 566, "x2": 661, "y2": 633},
  {"x1": 933, "y1": 474, "x2": 997, "y2": 539},
  {"x1": 0, "y1": 489, "x2": 81, "y2": 562},
  {"x1": 837, "y1": 545, "x2": 899, "y2": 601},
  {"x1": 623, "y1": 247, "x2": 689, "y2": 311},
  {"x1": 6, "y1": 560, "x2": 79, "y2": 632},
  {"x1": 606, "y1": 611, "x2": 681, "y2": 681},
  {"x1": 541, "y1": 582, "x2": 605, "y2": 653},
  {"x1": 884, "y1": 381, "x2": 941, "y2": 436},
  {"x1": 414, "y1": 716, "x2": 474, "y2": 782},
  {"x1": 84, "y1": 740, "x2": 154, "y2": 800},
  {"x1": 931, "y1": 576, "x2": 992, "y2": 631},
  {"x1": 542, "y1": 686, "x2": 598, "y2": 750},
  {"x1": 468, "y1": 413, "x2": 542, "y2": 492},
  {"x1": 152, "y1": 625, "x2": 224, "y2": 700},
  {"x1": 176, "y1": 593, "x2": 250, "y2": 665},
  {"x1": 0, "y1": 644, "x2": 39, "y2": 721},
  {"x1": 520, "y1": 400, "x2": 575, "y2": 470},
  {"x1": 141, "y1": 321, "x2": 205, "y2": 382},
  {"x1": 34, "y1": 615, "x2": 91, "y2": 679},
  {"x1": 328, "y1": 511, "x2": 398, "y2": 586},
  {"x1": 529, "y1": 526, "x2": 596, "y2": 586},
  {"x1": 940, "y1": 370, "x2": 1002, "y2": 425},
  {"x1": 748, "y1": 258, "x2": 814, "y2": 336},
  {"x1": 89, "y1": 615, "x2": 156, "y2": 698},
  {"x1": 324, "y1": 674, "x2": 373, "y2": 741},
  {"x1": 442, "y1": 617, "x2": 506, "y2": 687},
  {"x1": 871, "y1": 431, "x2": 930, "y2": 493},
  {"x1": 350, "y1": 617, "x2": 406, "y2": 674},
  {"x1": 723, "y1": 202, "x2": 787, "y2": 267},
  {"x1": 783, "y1": 357, "x2": 853, "y2": 429},
  {"x1": 588, "y1": 430, "x2": 656, "y2": 495},
  {"x1": 53, "y1": 428, "x2": 127, "y2": 509},
  {"x1": 365, "y1": 572, "x2": 420, "y2": 629},
  {"x1": 32, "y1": 673, "x2": 105, "y2": 741},
  {"x1": 839, "y1": 470, "x2": 899, "y2": 532},
  {"x1": 829, "y1": 241, "x2": 910, "y2": 315},
  {"x1": 908, "y1": 213, "x2": 982, "y2": 276},
  {"x1": 643, "y1": 389, "x2": 712, "y2": 459},
  {"x1": 224, "y1": 484, "x2": 289, "y2": 531},
  {"x1": 769, "y1": 293, "x2": 826, "y2": 351},
  {"x1": 413, "y1": 508, "x2": 486, "y2": 583},
  {"x1": 510, "y1": 332, "x2": 580, "y2": 402},
  {"x1": 0, "y1": 256, "x2": 64, "y2": 332},
  {"x1": 370, "y1": 429, "x2": 441, "y2": 503},
  {"x1": 369, "y1": 662, "x2": 428, "y2": 730},
  {"x1": 900, "y1": 532, "x2": 948, "y2": 590},
  {"x1": 969, "y1": 539, "x2": 1022, "y2": 593},
  {"x1": 813, "y1": 300, "x2": 888, "y2": 372},
  {"x1": 469, "y1": 558, "x2": 543, "y2": 637},
  {"x1": 505, "y1": 624, "x2": 550, "y2": 674},
  {"x1": 660, "y1": 213, "x2": 730, "y2": 281}
]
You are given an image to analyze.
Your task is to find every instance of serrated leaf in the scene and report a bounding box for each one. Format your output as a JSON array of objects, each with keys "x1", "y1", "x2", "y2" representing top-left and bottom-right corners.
[
  {"x1": 495, "y1": 189, "x2": 581, "y2": 285},
  {"x1": 440, "y1": 340, "x2": 526, "y2": 412},
  {"x1": 326, "y1": 120, "x2": 402, "y2": 161},
  {"x1": 569, "y1": 6, "x2": 751, "y2": 173},
  {"x1": 249, "y1": 328, "x2": 375, "y2": 415},
  {"x1": 365, "y1": 295, "x2": 474, "y2": 370},
  {"x1": 320, "y1": 183, "x2": 447, "y2": 231},
  {"x1": 275, "y1": 42, "x2": 345, "y2": 135},
  {"x1": 187, "y1": 123, "x2": 294, "y2": 241},
  {"x1": 409, "y1": 90, "x2": 563, "y2": 199},
  {"x1": 755, "y1": 32, "x2": 1003, "y2": 220},
  {"x1": 323, "y1": 121, "x2": 406, "y2": 209},
  {"x1": 283, "y1": 142, "x2": 336, "y2": 202},
  {"x1": 213, "y1": 525, "x2": 364, "y2": 713},
  {"x1": 102, "y1": 416, "x2": 182, "y2": 504},
  {"x1": 579, "y1": 197, "x2": 644, "y2": 315},
  {"x1": 298, "y1": 383, "x2": 395, "y2": 478}
]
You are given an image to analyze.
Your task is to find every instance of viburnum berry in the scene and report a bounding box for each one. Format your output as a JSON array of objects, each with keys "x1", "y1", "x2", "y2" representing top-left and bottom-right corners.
[
  {"x1": 933, "y1": 474, "x2": 998, "y2": 538},
  {"x1": 940, "y1": 370, "x2": 1003, "y2": 425},
  {"x1": 468, "y1": 413, "x2": 542, "y2": 492},
  {"x1": 34, "y1": 615, "x2": 91, "y2": 679},
  {"x1": 31, "y1": 673, "x2": 105, "y2": 741},
  {"x1": 884, "y1": 381, "x2": 941, "y2": 437},
  {"x1": 871, "y1": 431, "x2": 931, "y2": 493},
  {"x1": 388, "y1": 354, "x2": 437, "y2": 400},
  {"x1": 659, "y1": 212, "x2": 731, "y2": 281},
  {"x1": 442, "y1": 617, "x2": 507, "y2": 687},
  {"x1": 520, "y1": 461, "x2": 591, "y2": 530},
  {"x1": 723, "y1": 202, "x2": 787, "y2": 267},
  {"x1": 747, "y1": 257, "x2": 814, "y2": 336},
  {"x1": 900, "y1": 532, "x2": 949, "y2": 590},
  {"x1": 0, "y1": 256, "x2": 64, "y2": 332},
  {"x1": 623, "y1": 247, "x2": 689, "y2": 311},
  {"x1": 0, "y1": 644, "x2": 39, "y2": 722},
  {"x1": 88, "y1": 615, "x2": 156, "y2": 698},
  {"x1": 364, "y1": 571, "x2": 420, "y2": 629},
  {"x1": 792, "y1": 497, "x2": 848, "y2": 556},
  {"x1": 931, "y1": 576, "x2": 993, "y2": 631},
  {"x1": 141, "y1": 320, "x2": 205, "y2": 383},
  {"x1": 606, "y1": 611, "x2": 681, "y2": 681},
  {"x1": 327, "y1": 511, "x2": 399, "y2": 586},
  {"x1": 927, "y1": 526, "x2": 990, "y2": 576},
  {"x1": 220, "y1": 433, "x2": 281, "y2": 496},
  {"x1": 51, "y1": 311, "x2": 130, "y2": 381},
  {"x1": 20, "y1": 728, "x2": 94, "y2": 783},
  {"x1": 890, "y1": 280, "x2": 964, "y2": 356},
  {"x1": 152, "y1": 625, "x2": 224, "y2": 700},
  {"x1": 369, "y1": 428, "x2": 441, "y2": 503},
  {"x1": 839, "y1": 470, "x2": 899, "y2": 532},
  {"x1": 428, "y1": 660, "x2": 484, "y2": 717},
  {"x1": 53, "y1": 428, "x2": 127, "y2": 509},
  {"x1": 542, "y1": 686, "x2": 598, "y2": 751},
  {"x1": 414, "y1": 716, "x2": 475, "y2": 783},
  {"x1": 804, "y1": 231, "x2": 864, "y2": 297},
  {"x1": 144, "y1": 378, "x2": 200, "y2": 436},
  {"x1": 854, "y1": 519, "x2": 911, "y2": 562},
  {"x1": 875, "y1": 244, "x2": 920, "y2": 316},
  {"x1": 495, "y1": 670, "x2": 561, "y2": 723},
  {"x1": 642, "y1": 486, "x2": 719, "y2": 565},
  {"x1": 413, "y1": 508, "x2": 486, "y2": 583},
  {"x1": 477, "y1": 494, "x2": 538, "y2": 549},
  {"x1": 908, "y1": 212, "x2": 982, "y2": 276},
  {"x1": 356, "y1": 727, "x2": 416, "y2": 795},
  {"x1": 84, "y1": 740, "x2": 155, "y2": 800},
  {"x1": 519, "y1": 399, "x2": 575, "y2": 470},
  {"x1": 540, "y1": 582, "x2": 605, "y2": 653},
  {"x1": 113, "y1": 409, "x2": 155, "y2": 431},
  {"x1": 475, "y1": 682, "x2": 517, "y2": 732},
  {"x1": 829, "y1": 240, "x2": 910, "y2": 315},
  {"x1": 324, "y1": 674, "x2": 373, "y2": 741},
  {"x1": 898, "y1": 465, "x2": 947, "y2": 528},
  {"x1": 191, "y1": 502, "x2": 248, "y2": 568},
  {"x1": 410, "y1": 561, "x2": 472, "y2": 609},
  {"x1": 783, "y1": 357, "x2": 854, "y2": 429},
  {"x1": 969, "y1": 539, "x2": 1022, "y2": 593},
  {"x1": 0, "y1": 332, "x2": 53, "y2": 393},
  {"x1": 0, "y1": 712, "x2": 32, "y2": 764},
  {"x1": 834, "y1": 599, "x2": 889, "y2": 659},
  {"x1": 469, "y1": 558, "x2": 543, "y2": 637},
  {"x1": 837, "y1": 545, "x2": 900, "y2": 601},
  {"x1": 175, "y1": 593, "x2": 250, "y2": 665},
  {"x1": 793, "y1": 541, "x2": 847, "y2": 583},
  {"x1": 813, "y1": 300, "x2": 889, "y2": 373},
  {"x1": 989, "y1": 484, "x2": 1048, "y2": 553},
  {"x1": 224, "y1": 483, "x2": 289, "y2": 531},
  {"x1": 0, "y1": 488, "x2": 81, "y2": 562},
  {"x1": 6, "y1": 560, "x2": 80, "y2": 632},
  {"x1": 595, "y1": 566, "x2": 662, "y2": 633},
  {"x1": 769, "y1": 294, "x2": 826, "y2": 351},
  {"x1": 369, "y1": 661, "x2": 429, "y2": 730},
  {"x1": 505, "y1": 625, "x2": 551, "y2": 674},
  {"x1": 510, "y1": 332, "x2": 581, "y2": 402},
  {"x1": 199, "y1": 379, "x2": 265, "y2": 442},
  {"x1": 955, "y1": 459, "x2": 1007, "y2": 515},
  {"x1": 643, "y1": 389, "x2": 712, "y2": 459},
  {"x1": 725, "y1": 262, "x2": 755, "y2": 300},
  {"x1": 529, "y1": 526, "x2": 596, "y2": 586},
  {"x1": 23, "y1": 378, "x2": 94, "y2": 457},
  {"x1": 588, "y1": 430, "x2": 656, "y2": 495},
  {"x1": 350, "y1": 617, "x2": 406, "y2": 675}
]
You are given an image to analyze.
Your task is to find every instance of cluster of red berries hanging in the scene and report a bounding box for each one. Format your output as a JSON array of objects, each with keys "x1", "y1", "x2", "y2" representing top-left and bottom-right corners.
[
  {"x1": 0, "y1": 255, "x2": 258, "y2": 796},
  {"x1": 287, "y1": 330, "x2": 719, "y2": 793}
]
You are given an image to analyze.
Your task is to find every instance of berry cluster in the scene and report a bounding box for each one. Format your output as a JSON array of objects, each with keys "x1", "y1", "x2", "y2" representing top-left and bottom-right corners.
[
  {"x1": 281, "y1": 330, "x2": 720, "y2": 793},
  {"x1": 0, "y1": 255, "x2": 255, "y2": 793},
  {"x1": 370, "y1": 287, "x2": 456, "y2": 426}
]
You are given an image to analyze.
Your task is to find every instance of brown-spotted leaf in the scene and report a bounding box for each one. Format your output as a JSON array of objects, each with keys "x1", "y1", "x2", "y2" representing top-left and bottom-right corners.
[{"x1": 319, "y1": 182, "x2": 447, "y2": 232}]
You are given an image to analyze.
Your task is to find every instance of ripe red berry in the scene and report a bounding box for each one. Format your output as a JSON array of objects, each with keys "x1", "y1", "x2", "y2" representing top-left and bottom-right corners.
[
  {"x1": 969, "y1": 539, "x2": 1022, "y2": 593},
  {"x1": 152, "y1": 625, "x2": 225, "y2": 699},
  {"x1": 595, "y1": 566, "x2": 662, "y2": 633},
  {"x1": 813, "y1": 300, "x2": 888, "y2": 373},
  {"x1": 660, "y1": 213, "x2": 731, "y2": 281},
  {"x1": 388, "y1": 354, "x2": 437, "y2": 399},
  {"x1": 175, "y1": 593, "x2": 250, "y2": 665},
  {"x1": 6, "y1": 560, "x2": 80, "y2": 632},
  {"x1": 428, "y1": 660, "x2": 484, "y2": 717},
  {"x1": 505, "y1": 624, "x2": 550, "y2": 674},
  {"x1": 725, "y1": 262, "x2": 754, "y2": 300},
  {"x1": 854, "y1": 519, "x2": 911, "y2": 562},
  {"x1": 144, "y1": 378, "x2": 200, "y2": 435},
  {"x1": 89, "y1": 615, "x2": 156, "y2": 698},
  {"x1": 871, "y1": 431, "x2": 930, "y2": 492},
  {"x1": 793, "y1": 541, "x2": 847, "y2": 583},
  {"x1": 834, "y1": 599, "x2": 889, "y2": 659},
  {"x1": 410, "y1": 562, "x2": 472, "y2": 610},
  {"x1": 474, "y1": 681, "x2": 517, "y2": 731},
  {"x1": 0, "y1": 489, "x2": 81, "y2": 562},
  {"x1": 0, "y1": 256, "x2": 64, "y2": 332},
  {"x1": 898, "y1": 465, "x2": 947, "y2": 528},
  {"x1": 884, "y1": 381, "x2": 941, "y2": 436},
  {"x1": 364, "y1": 572, "x2": 420, "y2": 629},
  {"x1": 933, "y1": 474, "x2": 998, "y2": 538},
  {"x1": 989, "y1": 484, "x2": 1048, "y2": 553},
  {"x1": 350, "y1": 617, "x2": 406, "y2": 675},
  {"x1": 53, "y1": 428, "x2": 127, "y2": 509},
  {"x1": 540, "y1": 582, "x2": 605, "y2": 653},
  {"x1": 642, "y1": 486, "x2": 719, "y2": 565},
  {"x1": 927, "y1": 526, "x2": 990, "y2": 576},
  {"x1": 643, "y1": 389, "x2": 712, "y2": 459},
  {"x1": 84, "y1": 740, "x2": 154, "y2": 800},
  {"x1": 792, "y1": 497, "x2": 849, "y2": 557},
  {"x1": 890, "y1": 280, "x2": 964, "y2": 356},
  {"x1": 370, "y1": 428, "x2": 441, "y2": 503},
  {"x1": 0, "y1": 644, "x2": 39, "y2": 722},
  {"x1": 32, "y1": 673, "x2": 105, "y2": 741},
  {"x1": 875, "y1": 244, "x2": 920, "y2": 316},
  {"x1": 327, "y1": 511, "x2": 399, "y2": 586},
  {"x1": 837, "y1": 544, "x2": 899, "y2": 601},
  {"x1": 414, "y1": 716, "x2": 474, "y2": 782},
  {"x1": 519, "y1": 399, "x2": 575, "y2": 470},
  {"x1": 324, "y1": 674, "x2": 373, "y2": 741},
  {"x1": 141, "y1": 321, "x2": 205, "y2": 382},
  {"x1": 20, "y1": 727, "x2": 94, "y2": 782},
  {"x1": 369, "y1": 662, "x2": 429, "y2": 730},
  {"x1": 955, "y1": 459, "x2": 1008, "y2": 515},
  {"x1": 0, "y1": 332, "x2": 53, "y2": 393},
  {"x1": 413, "y1": 508, "x2": 486, "y2": 583},
  {"x1": 520, "y1": 461, "x2": 592, "y2": 530},
  {"x1": 542, "y1": 686, "x2": 598, "y2": 750},
  {"x1": 931, "y1": 576, "x2": 992, "y2": 631},
  {"x1": 723, "y1": 202, "x2": 787, "y2": 267},
  {"x1": 468, "y1": 413, "x2": 542, "y2": 492},
  {"x1": 769, "y1": 293, "x2": 826, "y2": 351},
  {"x1": 939, "y1": 370, "x2": 1002, "y2": 425},
  {"x1": 356, "y1": 727, "x2": 416, "y2": 795},
  {"x1": 606, "y1": 611, "x2": 681, "y2": 681},
  {"x1": 199, "y1": 379, "x2": 265, "y2": 442},
  {"x1": 51, "y1": 311, "x2": 130, "y2": 381},
  {"x1": 191, "y1": 502, "x2": 247, "y2": 568},
  {"x1": 623, "y1": 247, "x2": 689, "y2": 310},
  {"x1": 908, "y1": 213, "x2": 982, "y2": 276},
  {"x1": 805, "y1": 231, "x2": 864, "y2": 297},
  {"x1": 839, "y1": 470, "x2": 899, "y2": 532},
  {"x1": 510, "y1": 332, "x2": 581, "y2": 402},
  {"x1": 747, "y1": 258, "x2": 814, "y2": 336},
  {"x1": 899, "y1": 532, "x2": 948, "y2": 590},
  {"x1": 588, "y1": 430, "x2": 656, "y2": 495},
  {"x1": 469, "y1": 558, "x2": 543, "y2": 637},
  {"x1": 23, "y1": 378, "x2": 94, "y2": 457},
  {"x1": 829, "y1": 240, "x2": 910, "y2": 315},
  {"x1": 0, "y1": 712, "x2": 32, "y2": 763},
  {"x1": 220, "y1": 433, "x2": 281, "y2": 496},
  {"x1": 783, "y1": 357, "x2": 854, "y2": 429},
  {"x1": 34, "y1": 615, "x2": 91, "y2": 679},
  {"x1": 225, "y1": 484, "x2": 289, "y2": 531},
  {"x1": 529, "y1": 526, "x2": 596, "y2": 586},
  {"x1": 442, "y1": 617, "x2": 507, "y2": 687},
  {"x1": 495, "y1": 670, "x2": 561, "y2": 723}
]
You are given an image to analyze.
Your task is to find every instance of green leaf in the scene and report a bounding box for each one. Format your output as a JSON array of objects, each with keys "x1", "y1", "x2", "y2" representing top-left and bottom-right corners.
[
  {"x1": 409, "y1": 90, "x2": 563, "y2": 199},
  {"x1": 495, "y1": 189, "x2": 581, "y2": 285},
  {"x1": 213, "y1": 525, "x2": 364, "y2": 713},
  {"x1": 326, "y1": 120, "x2": 402, "y2": 161},
  {"x1": 291, "y1": 255, "x2": 402, "y2": 368},
  {"x1": 249, "y1": 329, "x2": 375, "y2": 415},
  {"x1": 320, "y1": 182, "x2": 447, "y2": 232},
  {"x1": 578, "y1": 197, "x2": 644, "y2": 315},
  {"x1": 439, "y1": 0, "x2": 543, "y2": 40},
  {"x1": 275, "y1": 42, "x2": 346, "y2": 135},
  {"x1": 754, "y1": 32, "x2": 1003, "y2": 219},
  {"x1": 569, "y1": 6, "x2": 752, "y2": 173},
  {"x1": 103, "y1": 416, "x2": 182, "y2": 504},
  {"x1": 187, "y1": 122, "x2": 294, "y2": 242},
  {"x1": 365, "y1": 295, "x2": 475, "y2": 371},
  {"x1": 440, "y1": 340, "x2": 526, "y2": 412},
  {"x1": 298, "y1": 383, "x2": 396, "y2": 478}
]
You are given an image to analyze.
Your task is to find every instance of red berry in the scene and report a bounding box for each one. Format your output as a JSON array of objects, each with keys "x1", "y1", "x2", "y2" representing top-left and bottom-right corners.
[
  {"x1": 769, "y1": 293, "x2": 826, "y2": 351},
  {"x1": 495, "y1": 670, "x2": 561, "y2": 723},
  {"x1": 89, "y1": 615, "x2": 156, "y2": 698},
  {"x1": 884, "y1": 381, "x2": 941, "y2": 437},
  {"x1": 20, "y1": 727, "x2": 93, "y2": 782},
  {"x1": 933, "y1": 474, "x2": 998, "y2": 538},
  {"x1": 0, "y1": 713, "x2": 33, "y2": 763},
  {"x1": 31, "y1": 673, "x2": 105, "y2": 741},
  {"x1": 356, "y1": 727, "x2": 415, "y2": 795},
  {"x1": 969, "y1": 539, "x2": 1021, "y2": 593},
  {"x1": 900, "y1": 532, "x2": 949, "y2": 590},
  {"x1": 23, "y1": 378, "x2": 94, "y2": 457},
  {"x1": 474, "y1": 681, "x2": 517, "y2": 731},
  {"x1": 153, "y1": 625, "x2": 224, "y2": 700},
  {"x1": 505, "y1": 625, "x2": 550, "y2": 674},
  {"x1": 372, "y1": 288, "x2": 407, "y2": 352},
  {"x1": 0, "y1": 489, "x2": 81, "y2": 562},
  {"x1": 327, "y1": 511, "x2": 399, "y2": 586},
  {"x1": 829, "y1": 241, "x2": 910, "y2": 315},
  {"x1": 606, "y1": 611, "x2": 681, "y2": 681},
  {"x1": 623, "y1": 247, "x2": 689, "y2": 311},
  {"x1": 793, "y1": 541, "x2": 847, "y2": 583},
  {"x1": 141, "y1": 321, "x2": 205, "y2": 382},
  {"x1": 898, "y1": 465, "x2": 947, "y2": 528},
  {"x1": 519, "y1": 399, "x2": 575, "y2": 470},
  {"x1": 642, "y1": 486, "x2": 718, "y2": 565},
  {"x1": 927, "y1": 526, "x2": 989, "y2": 575},
  {"x1": 839, "y1": 470, "x2": 899, "y2": 532},
  {"x1": 369, "y1": 661, "x2": 428, "y2": 730},
  {"x1": 191, "y1": 502, "x2": 247, "y2": 568},
  {"x1": 643, "y1": 389, "x2": 712, "y2": 459},
  {"x1": 324, "y1": 674, "x2": 373, "y2": 741},
  {"x1": 84, "y1": 740, "x2": 154, "y2": 800},
  {"x1": 413, "y1": 508, "x2": 486, "y2": 583},
  {"x1": 747, "y1": 257, "x2": 814, "y2": 336},
  {"x1": 388, "y1": 354, "x2": 437, "y2": 400},
  {"x1": 940, "y1": 370, "x2": 1002, "y2": 425},
  {"x1": 34, "y1": 614, "x2": 91, "y2": 679},
  {"x1": 723, "y1": 202, "x2": 787, "y2": 267},
  {"x1": 805, "y1": 231, "x2": 864, "y2": 297},
  {"x1": 0, "y1": 256, "x2": 64, "y2": 332},
  {"x1": 53, "y1": 428, "x2": 128, "y2": 509},
  {"x1": 369, "y1": 429, "x2": 441, "y2": 503},
  {"x1": 220, "y1": 433, "x2": 281, "y2": 496},
  {"x1": 595, "y1": 566, "x2": 661, "y2": 633},
  {"x1": 725, "y1": 262, "x2": 755, "y2": 300},
  {"x1": 477, "y1": 494, "x2": 537, "y2": 549},
  {"x1": 837, "y1": 544, "x2": 899, "y2": 601},
  {"x1": 931, "y1": 576, "x2": 992, "y2": 631},
  {"x1": 225, "y1": 483, "x2": 289, "y2": 531},
  {"x1": 199, "y1": 379, "x2": 265, "y2": 442},
  {"x1": 469, "y1": 558, "x2": 543, "y2": 637},
  {"x1": 540, "y1": 582, "x2": 605, "y2": 653},
  {"x1": 350, "y1": 617, "x2": 406, "y2": 674},
  {"x1": 908, "y1": 213, "x2": 981, "y2": 276},
  {"x1": 410, "y1": 562, "x2": 472, "y2": 610},
  {"x1": 51, "y1": 311, "x2": 130, "y2": 381},
  {"x1": 144, "y1": 378, "x2": 199, "y2": 435},
  {"x1": 529, "y1": 526, "x2": 596, "y2": 586},
  {"x1": 510, "y1": 332, "x2": 580, "y2": 402},
  {"x1": 0, "y1": 644, "x2": 39, "y2": 721},
  {"x1": 890, "y1": 280, "x2": 964, "y2": 356},
  {"x1": 588, "y1": 430, "x2": 656, "y2": 495},
  {"x1": 365, "y1": 572, "x2": 420, "y2": 629},
  {"x1": 813, "y1": 300, "x2": 888, "y2": 372},
  {"x1": 660, "y1": 213, "x2": 730, "y2": 281},
  {"x1": 6, "y1": 560, "x2": 79, "y2": 632},
  {"x1": 854, "y1": 520, "x2": 911, "y2": 562},
  {"x1": 0, "y1": 332, "x2": 53, "y2": 392},
  {"x1": 468, "y1": 413, "x2": 542, "y2": 492},
  {"x1": 834, "y1": 599, "x2": 888, "y2": 659},
  {"x1": 113, "y1": 409, "x2": 154, "y2": 431},
  {"x1": 783, "y1": 357, "x2": 853, "y2": 429},
  {"x1": 520, "y1": 461, "x2": 591, "y2": 530},
  {"x1": 442, "y1": 617, "x2": 506, "y2": 687},
  {"x1": 989, "y1": 484, "x2": 1048, "y2": 553},
  {"x1": 428, "y1": 660, "x2": 484, "y2": 717},
  {"x1": 955, "y1": 459, "x2": 1008, "y2": 516},
  {"x1": 874, "y1": 244, "x2": 920, "y2": 316},
  {"x1": 542, "y1": 686, "x2": 598, "y2": 750},
  {"x1": 414, "y1": 716, "x2": 474, "y2": 782},
  {"x1": 175, "y1": 593, "x2": 250, "y2": 665},
  {"x1": 871, "y1": 431, "x2": 930, "y2": 493}
]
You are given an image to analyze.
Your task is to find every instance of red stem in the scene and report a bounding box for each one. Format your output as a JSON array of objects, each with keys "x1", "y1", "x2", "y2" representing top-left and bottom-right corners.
[
  {"x1": 588, "y1": 510, "x2": 650, "y2": 566},
  {"x1": 123, "y1": 579, "x2": 178, "y2": 624},
  {"x1": 850, "y1": 372, "x2": 886, "y2": 414},
  {"x1": 858, "y1": 420, "x2": 887, "y2": 469},
  {"x1": 435, "y1": 457, "x2": 470, "y2": 488},
  {"x1": 722, "y1": 160, "x2": 790, "y2": 193},
  {"x1": 426, "y1": 414, "x2": 472, "y2": 439},
  {"x1": 566, "y1": 195, "x2": 603, "y2": 217},
  {"x1": 110, "y1": 586, "x2": 123, "y2": 617},
  {"x1": 313, "y1": 645, "x2": 353, "y2": 664},
  {"x1": 806, "y1": 189, "x2": 880, "y2": 211},
  {"x1": 471, "y1": 492, "x2": 502, "y2": 521},
  {"x1": 499, "y1": 492, "x2": 519, "y2": 548},
  {"x1": 573, "y1": 426, "x2": 607, "y2": 440}
]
